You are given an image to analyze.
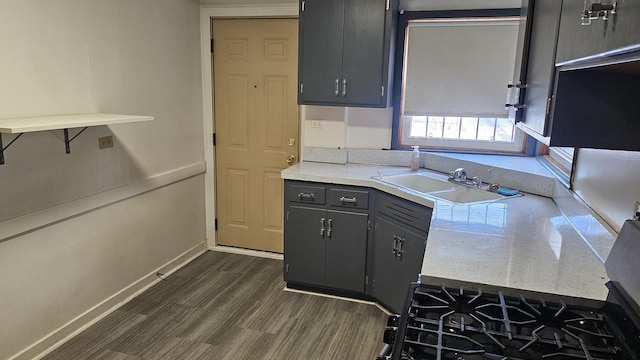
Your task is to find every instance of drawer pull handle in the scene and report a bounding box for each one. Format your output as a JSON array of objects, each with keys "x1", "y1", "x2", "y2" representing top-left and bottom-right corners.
[
  {"x1": 320, "y1": 218, "x2": 325, "y2": 237},
  {"x1": 298, "y1": 192, "x2": 315, "y2": 200},
  {"x1": 339, "y1": 196, "x2": 357, "y2": 204},
  {"x1": 327, "y1": 219, "x2": 332, "y2": 238}
]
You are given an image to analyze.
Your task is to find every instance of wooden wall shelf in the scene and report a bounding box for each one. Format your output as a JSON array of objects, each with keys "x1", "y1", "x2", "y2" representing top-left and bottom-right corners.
[{"x1": 0, "y1": 113, "x2": 153, "y2": 164}]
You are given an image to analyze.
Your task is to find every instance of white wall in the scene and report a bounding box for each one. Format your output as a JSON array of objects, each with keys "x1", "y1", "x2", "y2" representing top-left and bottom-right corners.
[
  {"x1": 573, "y1": 149, "x2": 640, "y2": 233},
  {"x1": 302, "y1": 106, "x2": 392, "y2": 150},
  {"x1": 0, "y1": 1, "x2": 206, "y2": 359}
]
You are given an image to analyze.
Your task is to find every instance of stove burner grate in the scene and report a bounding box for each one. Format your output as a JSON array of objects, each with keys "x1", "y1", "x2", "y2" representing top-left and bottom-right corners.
[{"x1": 394, "y1": 285, "x2": 625, "y2": 360}]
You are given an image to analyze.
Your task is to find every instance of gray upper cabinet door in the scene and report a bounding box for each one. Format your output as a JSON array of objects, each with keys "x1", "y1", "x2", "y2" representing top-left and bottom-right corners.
[
  {"x1": 519, "y1": 0, "x2": 562, "y2": 139},
  {"x1": 556, "y1": 0, "x2": 640, "y2": 65},
  {"x1": 298, "y1": 0, "x2": 344, "y2": 104},
  {"x1": 298, "y1": 0, "x2": 395, "y2": 107},
  {"x1": 341, "y1": 0, "x2": 387, "y2": 106}
]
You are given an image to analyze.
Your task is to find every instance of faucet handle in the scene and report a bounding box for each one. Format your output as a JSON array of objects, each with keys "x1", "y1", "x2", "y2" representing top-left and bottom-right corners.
[{"x1": 472, "y1": 176, "x2": 481, "y2": 188}]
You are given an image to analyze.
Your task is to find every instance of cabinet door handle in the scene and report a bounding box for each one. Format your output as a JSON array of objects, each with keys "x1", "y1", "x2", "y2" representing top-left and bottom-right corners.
[
  {"x1": 327, "y1": 218, "x2": 332, "y2": 238},
  {"x1": 320, "y1": 217, "x2": 325, "y2": 237},
  {"x1": 342, "y1": 79, "x2": 347, "y2": 96},
  {"x1": 392, "y1": 235, "x2": 398, "y2": 255},
  {"x1": 335, "y1": 79, "x2": 340, "y2": 96},
  {"x1": 339, "y1": 196, "x2": 357, "y2": 204},
  {"x1": 397, "y1": 238, "x2": 404, "y2": 259},
  {"x1": 298, "y1": 192, "x2": 315, "y2": 200}
]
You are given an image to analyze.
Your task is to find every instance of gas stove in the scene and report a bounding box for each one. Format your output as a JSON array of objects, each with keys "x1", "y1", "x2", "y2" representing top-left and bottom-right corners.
[{"x1": 378, "y1": 220, "x2": 640, "y2": 360}]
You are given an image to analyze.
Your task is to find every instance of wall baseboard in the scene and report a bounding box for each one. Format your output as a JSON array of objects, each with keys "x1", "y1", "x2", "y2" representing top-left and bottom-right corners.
[
  {"x1": 209, "y1": 245, "x2": 283, "y2": 260},
  {"x1": 10, "y1": 244, "x2": 207, "y2": 360}
]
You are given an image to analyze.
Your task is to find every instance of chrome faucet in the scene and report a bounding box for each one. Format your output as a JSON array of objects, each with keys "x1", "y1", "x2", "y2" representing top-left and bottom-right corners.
[
  {"x1": 449, "y1": 168, "x2": 482, "y2": 188},
  {"x1": 451, "y1": 168, "x2": 467, "y2": 182}
]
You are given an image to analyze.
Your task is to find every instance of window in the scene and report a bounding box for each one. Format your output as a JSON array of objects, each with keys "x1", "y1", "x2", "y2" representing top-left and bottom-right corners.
[
  {"x1": 543, "y1": 146, "x2": 575, "y2": 186},
  {"x1": 393, "y1": 10, "x2": 527, "y2": 153}
]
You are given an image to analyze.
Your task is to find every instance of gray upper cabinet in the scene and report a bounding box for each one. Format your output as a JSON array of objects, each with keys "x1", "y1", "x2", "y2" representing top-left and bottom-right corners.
[
  {"x1": 297, "y1": 0, "x2": 396, "y2": 107},
  {"x1": 517, "y1": 0, "x2": 563, "y2": 140},
  {"x1": 515, "y1": 0, "x2": 640, "y2": 150},
  {"x1": 544, "y1": 0, "x2": 640, "y2": 150},
  {"x1": 556, "y1": 0, "x2": 640, "y2": 65}
]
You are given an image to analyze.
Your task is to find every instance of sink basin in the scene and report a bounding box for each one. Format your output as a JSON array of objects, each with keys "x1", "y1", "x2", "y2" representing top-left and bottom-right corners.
[
  {"x1": 377, "y1": 173, "x2": 455, "y2": 193},
  {"x1": 429, "y1": 186, "x2": 505, "y2": 203},
  {"x1": 375, "y1": 172, "x2": 510, "y2": 204}
]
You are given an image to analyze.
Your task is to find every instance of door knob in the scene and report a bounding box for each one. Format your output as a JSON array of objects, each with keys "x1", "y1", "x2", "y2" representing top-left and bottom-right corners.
[{"x1": 286, "y1": 154, "x2": 296, "y2": 165}]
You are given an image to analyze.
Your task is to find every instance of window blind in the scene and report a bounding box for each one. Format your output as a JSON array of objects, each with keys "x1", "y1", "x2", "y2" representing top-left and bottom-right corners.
[{"x1": 403, "y1": 18, "x2": 519, "y2": 118}]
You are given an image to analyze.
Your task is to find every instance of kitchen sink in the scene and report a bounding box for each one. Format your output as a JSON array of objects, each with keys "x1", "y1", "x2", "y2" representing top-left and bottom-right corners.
[
  {"x1": 377, "y1": 173, "x2": 455, "y2": 193},
  {"x1": 375, "y1": 172, "x2": 510, "y2": 204},
  {"x1": 428, "y1": 186, "x2": 505, "y2": 203}
]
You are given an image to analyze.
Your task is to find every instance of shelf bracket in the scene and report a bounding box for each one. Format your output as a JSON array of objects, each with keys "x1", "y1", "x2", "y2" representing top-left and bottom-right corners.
[
  {"x1": 63, "y1": 127, "x2": 89, "y2": 154},
  {"x1": 0, "y1": 133, "x2": 24, "y2": 165}
]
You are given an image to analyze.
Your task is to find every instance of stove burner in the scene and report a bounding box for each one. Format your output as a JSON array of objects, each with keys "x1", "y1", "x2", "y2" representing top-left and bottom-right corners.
[{"x1": 391, "y1": 284, "x2": 627, "y2": 360}]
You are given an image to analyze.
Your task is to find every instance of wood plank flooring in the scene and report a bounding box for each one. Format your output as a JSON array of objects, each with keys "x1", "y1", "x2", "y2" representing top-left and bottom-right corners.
[{"x1": 42, "y1": 251, "x2": 388, "y2": 360}]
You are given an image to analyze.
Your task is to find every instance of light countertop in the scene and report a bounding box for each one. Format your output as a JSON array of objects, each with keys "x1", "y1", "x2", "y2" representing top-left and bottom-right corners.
[{"x1": 282, "y1": 161, "x2": 611, "y2": 301}]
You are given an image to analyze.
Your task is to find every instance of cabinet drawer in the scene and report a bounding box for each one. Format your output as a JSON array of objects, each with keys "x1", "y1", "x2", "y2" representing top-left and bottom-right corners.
[
  {"x1": 286, "y1": 182, "x2": 326, "y2": 205},
  {"x1": 328, "y1": 188, "x2": 369, "y2": 210},
  {"x1": 375, "y1": 192, "x2": 432, "y2": 233}
]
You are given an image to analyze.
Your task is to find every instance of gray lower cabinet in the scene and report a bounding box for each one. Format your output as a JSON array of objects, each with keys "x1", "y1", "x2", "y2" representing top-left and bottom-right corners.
[
  {"x1": 284, "y1": 180, "x2": 432, "y2": 312},
  {"x1": 371, "y1": 192, "x2": 432, "y2": 313},
  {"x1": 284, "y1": 181, "x2": 370, "y2": 293}
]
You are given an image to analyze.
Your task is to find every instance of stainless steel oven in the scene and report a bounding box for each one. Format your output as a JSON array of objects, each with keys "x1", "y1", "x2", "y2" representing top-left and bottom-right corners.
[{"x1": 378, "y1": 220, "x2": 640, "y2": 359}]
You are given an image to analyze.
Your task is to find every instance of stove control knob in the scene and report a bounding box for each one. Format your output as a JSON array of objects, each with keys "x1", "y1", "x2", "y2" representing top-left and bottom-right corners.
[
  {"x1": 383, "y1": 327, "x2": 397, "y2": 345},
  {"x1": 386, "y1": 314, "x2": 400, "y2": 327}
]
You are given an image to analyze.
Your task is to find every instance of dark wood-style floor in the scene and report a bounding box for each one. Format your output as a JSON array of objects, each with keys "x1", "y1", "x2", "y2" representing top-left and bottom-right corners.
[{"x1": 42, "y1": 251, "x2": 388, "y2": 360}]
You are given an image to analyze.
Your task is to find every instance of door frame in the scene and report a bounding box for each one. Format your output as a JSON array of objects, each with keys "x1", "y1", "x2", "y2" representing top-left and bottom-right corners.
[{"x1": 200, "y1": 4, "x2": 299, "y2": 254}]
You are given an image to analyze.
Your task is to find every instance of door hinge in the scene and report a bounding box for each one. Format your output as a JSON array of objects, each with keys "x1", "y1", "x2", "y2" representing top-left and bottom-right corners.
[
  {"x1": 213, "y1": 133, "x2": 216, "y2": 146},
  {"x1": 301, "y1": 1, "x2": 305, "y2": 12},
  {"x1": 210, "y1": 39, "x2": 214, "y2": 53},
  {"x1": 214, "y1": 218, "x2": 218, "y2": 231},
  {"x1": 386, "y1": 0, "x2": 390, "y2": 10}
]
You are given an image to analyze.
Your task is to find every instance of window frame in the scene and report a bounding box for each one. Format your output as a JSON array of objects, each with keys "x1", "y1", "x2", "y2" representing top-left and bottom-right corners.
[{"x1": 391, "y1": 8, "x2": 536, "y2": 155}]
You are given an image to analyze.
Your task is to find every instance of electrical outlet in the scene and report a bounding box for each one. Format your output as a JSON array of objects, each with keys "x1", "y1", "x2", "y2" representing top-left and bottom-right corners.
[
  {"x1": 310, "y1": 120, "x2": 325, "y2": 129},
  {"x1": 98, "y1": 136, "x2": 113, "y2": 149}
]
